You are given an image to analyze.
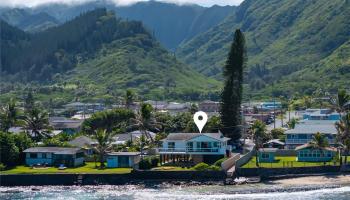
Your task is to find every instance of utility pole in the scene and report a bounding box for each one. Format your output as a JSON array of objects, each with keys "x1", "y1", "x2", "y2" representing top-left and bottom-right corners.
[{"x1": 273, "y1": 98, "x2": 276, "y2": 129}]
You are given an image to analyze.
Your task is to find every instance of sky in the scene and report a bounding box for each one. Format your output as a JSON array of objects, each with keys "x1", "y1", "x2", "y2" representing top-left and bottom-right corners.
[{"x1": 0, "y1": 0, "x2": 244, "y2": 8}]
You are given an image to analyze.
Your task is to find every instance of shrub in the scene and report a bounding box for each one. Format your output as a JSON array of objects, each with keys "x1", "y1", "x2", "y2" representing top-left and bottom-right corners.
[
  {"x1": 207, "y1": 165, "x2": 221, "y2": 171},
  {"x1": 0, "y1": 163, "x2": 6, "y2": 171},
  {"x1": 213, "y1": 157, "x2": 227, "y2": 167},
  {"x1": 150, "y1": 157, "x2": 159, "y2": 167},
  {"x1": 138, "y1": 159, "x2": 152, "y2": 170},
  {"x1": 192, "y1": 162, "x2": 210, "y2": 171}
]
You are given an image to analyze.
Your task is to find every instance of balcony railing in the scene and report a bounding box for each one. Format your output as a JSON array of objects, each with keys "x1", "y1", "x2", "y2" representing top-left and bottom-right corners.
[
  {"x1": 286, "y1": 139, "x2": 336, "y2": 144},
  {"x1": 158, "y1": 148, "x2": 221, "y2": 153}
]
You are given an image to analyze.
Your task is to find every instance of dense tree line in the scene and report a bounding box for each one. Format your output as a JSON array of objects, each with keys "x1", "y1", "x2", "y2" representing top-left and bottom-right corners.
[{"x1": 1, "y1": 8, "x2": 150, "y2": 82}]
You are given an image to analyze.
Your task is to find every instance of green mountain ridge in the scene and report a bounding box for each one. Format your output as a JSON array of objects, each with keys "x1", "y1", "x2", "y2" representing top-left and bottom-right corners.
[
  {"x1": 0, "y1": 8, "x2": 59, "y2": 33},
  {"x1": 177, "y1": 0, "x2": 350, "y2": 96},
  {"x1": 0, "y1": 1, "x2": 233, "y2": 50},
  {"x1": 0, "y1": 9, "x2": 221, "y2": 102}
]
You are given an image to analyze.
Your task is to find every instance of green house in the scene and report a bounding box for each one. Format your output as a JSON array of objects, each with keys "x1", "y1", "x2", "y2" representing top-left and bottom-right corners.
[
  {"x1": 296, "y1": 144, "x2": 337, "y2": 162},
  {"x1": 258, "y1": 148, "x2": 278, "y2": 163}
]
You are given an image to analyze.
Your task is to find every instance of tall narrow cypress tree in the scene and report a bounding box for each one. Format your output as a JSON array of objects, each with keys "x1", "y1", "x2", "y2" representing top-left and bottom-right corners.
[{"x1": 220, "y1": 29, "x2": 247, "y2": 142}]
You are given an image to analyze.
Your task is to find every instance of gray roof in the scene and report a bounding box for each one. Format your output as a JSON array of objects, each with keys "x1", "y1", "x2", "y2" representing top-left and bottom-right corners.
[
  {"x1": 258, "y1": 148, "x2": 278, "y2": 152},
  {"x1": 68, "y1": 136, "x2": 97, "y2": 148},
  {"x1": 265, "y1": 139, "x2": 285, "y2": 145},
  {"x1": 285, "y1": 123, "x2": 337, "y2": 134},
  {"x1": 165, "y1": 133, "x2": 230, "y2": 142},
  {"x1": 107, "y1": 152, "x2": 141, "y2": 156},
  {"x1": 23, "y1": 147, "x2": 83, "y2": 154},
  {"x1": 50, "y1": 120, "x2": 83, "y2": 129}
]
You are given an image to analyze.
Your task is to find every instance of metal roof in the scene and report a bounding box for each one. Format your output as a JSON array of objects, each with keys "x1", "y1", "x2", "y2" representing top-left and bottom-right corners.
[
  {"x1": 285, "y1": 123, "x2": 337, "y2": 134},
  {"x1": 165, "y1": 133, "x2": 229, "y2": 142},
  {"x1": 258, "y1": 148, "x2": 278, "y2": 153},
  {"x1": 68, "y1": 136, "x2": 97, "y2": 147},
  {"x1": 107, "y1": 152, "x2": 141, "y2": 156},
  {"x1": 23, "y1": 147, "x2": 83, "y2": 154},
  {"x1": 295, "y1": 143, "x2": 337, "y2": 152}
]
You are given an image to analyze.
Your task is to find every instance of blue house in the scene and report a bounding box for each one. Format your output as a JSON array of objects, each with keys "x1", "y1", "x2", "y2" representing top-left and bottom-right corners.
[
  {"x1": 302, "y1": 109, "x2": 340, "y2": 120},
  {"x1": 285, "y1": 120, "x2": 338, "y2": 149},
  {"x1": 106, "y1": 152, "x2": 141, "y2": 168},
  {"x1": 23, "y1": 147, "x2": 85, "y2": 167},
  {"x1": 295, "y1": 144, "x2": 337, "y2": 162},
  {"x1": 258, "y1": 148, "x2": 278, "y2": 163}
]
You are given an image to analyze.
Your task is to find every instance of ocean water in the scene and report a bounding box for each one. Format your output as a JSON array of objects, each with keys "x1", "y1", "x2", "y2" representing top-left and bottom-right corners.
[{"x1": 1, "y1": 184, "x2": 350, "y2": 200}]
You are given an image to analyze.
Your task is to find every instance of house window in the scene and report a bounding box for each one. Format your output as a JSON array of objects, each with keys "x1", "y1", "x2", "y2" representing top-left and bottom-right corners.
[
  {"x1": 168, "y1": 142, "x2": 175, "y2": 149},
  {"x1": 261, "y1": 153, "x2": 270, "y2": 159},
  {"x1": 42, "y1": 153, "x2": 47, "y2": 159},
  {"x1": 30, "y1": 153, "x2": 37, "y2": 158},
  {"x1": 187, "y1": 142, "x2": 193, "y2": 151}
]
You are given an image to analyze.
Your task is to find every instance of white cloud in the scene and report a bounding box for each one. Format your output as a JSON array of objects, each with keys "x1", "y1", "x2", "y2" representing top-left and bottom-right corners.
[{"x1": 0, "y1": 0, "x2": 244, "y2": 8}]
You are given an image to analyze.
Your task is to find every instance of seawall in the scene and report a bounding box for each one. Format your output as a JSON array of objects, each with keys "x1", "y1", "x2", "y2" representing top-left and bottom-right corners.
[{"x1": 0, "y1": 170, "x2": 226, "y2": 186}]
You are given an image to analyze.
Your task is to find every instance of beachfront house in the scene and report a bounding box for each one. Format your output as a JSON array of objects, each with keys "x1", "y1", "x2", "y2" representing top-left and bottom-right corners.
[
  {"x1": 159, "y1": 132, "x2": 230, "y2": 164},
  {"x1": 285, "y1": 120, "x2": 337, "y2": 149},
  {"x1": 106, "y1": 152, "x2": 141, "y2": 168},
  {"x1": 23, "y1": 147, "x2": 85, "y2": 167},
  {"x1": 295, "y1": 144, "x2": 337, "y2": 162},
  {"x1": 258, "y1": 148, "x2": 278, "y2": 162}
]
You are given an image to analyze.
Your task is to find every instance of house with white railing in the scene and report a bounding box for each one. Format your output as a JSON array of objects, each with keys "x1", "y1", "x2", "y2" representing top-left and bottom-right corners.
[{"x1": 159, "y1": 132, "x2": 231, "y2": 164}]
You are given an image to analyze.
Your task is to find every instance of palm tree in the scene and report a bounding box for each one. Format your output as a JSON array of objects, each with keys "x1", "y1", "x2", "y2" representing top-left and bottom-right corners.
[
  {"x1": 251, "y1": 120, "x2": 269, "y2": 167},
  {"x1": 287, "y1": 118, "x2": 298, "y2": 129},
  {"x1": 0, "y1": 99, "x2": 20, "y2": 132},
  {"x1": 252, "y1": 120, "x2": 269, "y2": 148},
  {"x1": 336, "y1": 90, "x2": 349, "y2": 113},
  {"x1": 310, "y1": 132, "x2": 329, "y2": 149},
  {"x1": 93, "y1": 129, "x2": 114, "y2": 168},
  {"x1": 129, "y1": 103, "x2": 161, "y2": 155},
  {"x1": 336, "y1": 113, "x2": 350, "y2": 164},
  {"x1": 21, "y1": 107, "x2": 51, "y2": 141},
  {"x1": 130, "y1": 103, "x2": 160, "y2": 142},
  {"x1": 125, "y1": 89, "x2": 135, "y2": 109}
]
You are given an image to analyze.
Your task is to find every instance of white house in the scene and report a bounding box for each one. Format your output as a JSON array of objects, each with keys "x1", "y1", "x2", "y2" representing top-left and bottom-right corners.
[{"x1": 159, "y1": 132, "x2": 230, "y2": 164}]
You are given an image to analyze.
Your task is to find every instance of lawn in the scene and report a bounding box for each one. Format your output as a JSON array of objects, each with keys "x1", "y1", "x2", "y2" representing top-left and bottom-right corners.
[
  {"x1": 151, "y1": 166, "x2": 191, "y2": 171},
  {"x1": 1, "y1": 162, "x2": 132, "y2": 175},
  {"x1": 241, "y1": 156, "x2": 340, "y2": 168}
]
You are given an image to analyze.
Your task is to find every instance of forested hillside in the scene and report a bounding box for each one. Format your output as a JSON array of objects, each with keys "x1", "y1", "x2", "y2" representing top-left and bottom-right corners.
[
  {"x1": 0, "y1": 8, "x2": 220, "y2": 101},
  {"x1": 1, "y1": 1, "x2": 233, "y2": 50},
  {"x1": 177, "y1": 0, "x2": 350, "y2": 96},
  {"x1": 0, "y1": 8, "x2": 59, "y2": 32}
]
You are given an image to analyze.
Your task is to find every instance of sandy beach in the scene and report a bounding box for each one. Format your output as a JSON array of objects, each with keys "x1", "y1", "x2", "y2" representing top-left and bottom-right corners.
[{"x1": 267, "y1": 173, "x2": 350, "y2": 186}]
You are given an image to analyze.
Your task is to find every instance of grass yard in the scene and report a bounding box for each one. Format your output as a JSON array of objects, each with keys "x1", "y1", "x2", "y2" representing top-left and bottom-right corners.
[
  {"x1": 1, "y1": 162, "x2": 132, "y2": 175},
  {"x1": 241, "y1": 156, "x2": 340, "y2": 168},
  {"x1": 151, "y1": 166, "x2": 191, "y2": 171}
]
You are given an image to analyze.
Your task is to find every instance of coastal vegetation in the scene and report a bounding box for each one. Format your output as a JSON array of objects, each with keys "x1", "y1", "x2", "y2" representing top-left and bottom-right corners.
[
  {"x1": 0, "y1": 162, "x2": 131, "y2": 174},
  {"x1": 241, "y1": 156, "x2": 340, "y2": 169}
]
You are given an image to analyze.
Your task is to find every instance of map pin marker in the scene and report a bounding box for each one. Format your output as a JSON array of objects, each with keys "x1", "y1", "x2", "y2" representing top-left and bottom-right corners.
[{"x1": 193, "y1": 111, "x2": 208, "y2": 134}]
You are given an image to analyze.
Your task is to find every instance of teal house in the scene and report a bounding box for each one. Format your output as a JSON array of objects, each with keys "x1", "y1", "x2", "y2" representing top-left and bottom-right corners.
[
  {"x1": 258, "y1": 148, "x2": 278, "y2": 163},
  {"x1": 23, "y1": 147, "x2": 85, "y2": 167},
  {"x1": 295, "y1": 144, "x2": 337, "y2": 162},
  {"x1": 106, "y1": 152, "x2": 141, "y2": 168}
]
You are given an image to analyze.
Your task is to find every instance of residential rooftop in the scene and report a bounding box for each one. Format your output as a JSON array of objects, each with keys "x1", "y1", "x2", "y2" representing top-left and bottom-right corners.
[{"x1": 23, "y1": 147, "x2": 83, "y2": 154}]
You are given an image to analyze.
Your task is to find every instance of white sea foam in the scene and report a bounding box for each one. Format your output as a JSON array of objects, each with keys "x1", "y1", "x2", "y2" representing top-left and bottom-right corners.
[{"x1": 1, "y1": 185, "x2": 350, "y2": 200}]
